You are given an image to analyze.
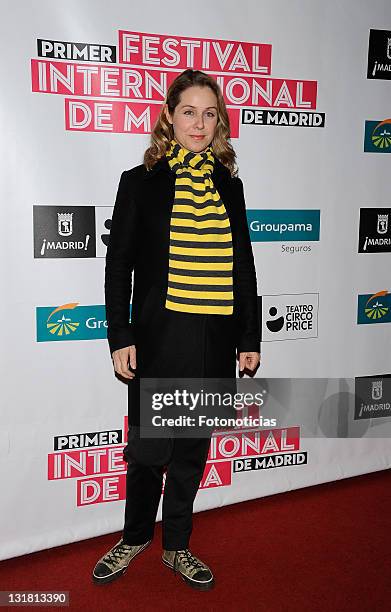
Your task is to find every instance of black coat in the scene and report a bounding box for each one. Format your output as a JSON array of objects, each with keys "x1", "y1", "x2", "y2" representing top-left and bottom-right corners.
[{"x1": 104, "y1": 153, "x2": 261, "y2": 365}]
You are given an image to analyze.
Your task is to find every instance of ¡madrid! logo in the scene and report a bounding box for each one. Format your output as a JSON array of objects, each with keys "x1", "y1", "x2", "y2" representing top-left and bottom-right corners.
[
  {"x1": 357, "y1": 290, "x2": 391, "y2": 324},
  {"x1": 367, "y1": 29, "x2": 391, "y2": 80},
  {"x1": 36, "y1": 302, "x2": 131, "y2": 342},
  {"x1": 354, "y1": 375, "x2": 391, "y2": 420},
  {"x1": 364, "y1": 118, "x2": 391, "y2": 152},
  {"x1": 358, "y1": 208, "x2": 391, "y2": 254}
]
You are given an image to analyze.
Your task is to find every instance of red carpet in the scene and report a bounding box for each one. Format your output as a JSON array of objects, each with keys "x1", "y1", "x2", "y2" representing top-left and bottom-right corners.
[{"x1": 1, "y1": 469, "x2": 390, "y2": 611}]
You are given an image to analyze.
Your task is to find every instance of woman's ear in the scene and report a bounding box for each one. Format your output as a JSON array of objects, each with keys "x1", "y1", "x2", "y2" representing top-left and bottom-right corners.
[{"x1": 163, "y1": 104, "x2": 172, "y2": 125}]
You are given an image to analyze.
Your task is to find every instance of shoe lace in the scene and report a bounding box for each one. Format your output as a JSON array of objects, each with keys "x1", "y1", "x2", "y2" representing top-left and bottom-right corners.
[
  {"x1": 102, "y1": 543, "x2": 132, "y2": 567},
  {"x1": 174, "y1": 549, "x2": 205, "y2": 573}
]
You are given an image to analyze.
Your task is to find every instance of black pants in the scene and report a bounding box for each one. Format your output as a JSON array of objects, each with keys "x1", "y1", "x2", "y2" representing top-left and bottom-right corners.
[
  {"x1": 122, "y1": 436, "x2": 211, "y2": 549},
  {"x1": 121, "y1": 294, "x2": 236, "y2": 550}
]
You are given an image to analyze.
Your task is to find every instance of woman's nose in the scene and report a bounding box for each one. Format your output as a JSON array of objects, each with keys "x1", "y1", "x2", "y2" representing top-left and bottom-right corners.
[{"x1": 194, "y1": 114, "x2": 205, "y2": 129}]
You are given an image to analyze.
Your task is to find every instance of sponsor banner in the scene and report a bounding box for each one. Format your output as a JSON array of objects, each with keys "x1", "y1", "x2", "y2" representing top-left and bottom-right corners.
[
  {"x1": 30, "y1": 28, "x2": 324, "y2": 135},
  {"x1": 3, "y1": 3, "x2": 391, "y2": 562}
]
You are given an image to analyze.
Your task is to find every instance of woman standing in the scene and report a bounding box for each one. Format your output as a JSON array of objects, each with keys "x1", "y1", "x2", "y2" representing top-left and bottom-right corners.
[{"x1": 92, "y1": 69, "x2": 261, "y2": 590}]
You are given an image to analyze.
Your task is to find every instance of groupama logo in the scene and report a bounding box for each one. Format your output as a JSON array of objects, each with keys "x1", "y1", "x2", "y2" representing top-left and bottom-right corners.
[
  {"x1": 36, "y1": 302, "x2": 132, "y2": 342},
  {"x1": 46, "y1": 303, "x2": 80, "y2": 336},
  {"x1": 364, "y1": 118, "x2": 391, "y2": 152},
  {"x1": 357, "y1": 290, "x2": 391, "y2": 324},
  {"x1": 371, "y1": 118, "x2": 391, "y2": 149},
  {"x1": 364, "y1": 290, "x2": 389, "y2": 320}
]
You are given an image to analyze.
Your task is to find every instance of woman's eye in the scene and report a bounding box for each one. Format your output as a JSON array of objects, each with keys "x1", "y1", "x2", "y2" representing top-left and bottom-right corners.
[{"x1": 183, "y1": 110, "x2": 216, "y2": 118}]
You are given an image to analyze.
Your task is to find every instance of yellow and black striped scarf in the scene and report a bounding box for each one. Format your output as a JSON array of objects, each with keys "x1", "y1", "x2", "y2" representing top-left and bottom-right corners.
[{"x1": 164, "y1": 138, "x2": 233, "y2": 314}]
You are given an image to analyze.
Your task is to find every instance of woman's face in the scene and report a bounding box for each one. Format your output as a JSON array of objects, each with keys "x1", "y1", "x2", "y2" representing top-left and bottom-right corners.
[{"x1": 164, "y1": 85, "x2": 219, "y2": 153}]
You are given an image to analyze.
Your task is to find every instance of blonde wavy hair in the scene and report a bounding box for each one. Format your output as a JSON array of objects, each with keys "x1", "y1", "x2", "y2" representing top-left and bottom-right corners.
[{"x1": 143, "y1": 69, "x2": 238, "y2": 177}]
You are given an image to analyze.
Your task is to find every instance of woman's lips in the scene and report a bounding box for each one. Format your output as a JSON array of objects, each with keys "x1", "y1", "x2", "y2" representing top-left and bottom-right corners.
[{"x1": 190, "y1": 135, "x2": 205, "y2": 140}]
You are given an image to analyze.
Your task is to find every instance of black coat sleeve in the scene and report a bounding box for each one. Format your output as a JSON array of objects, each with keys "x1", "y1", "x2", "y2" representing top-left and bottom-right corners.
[
  {"x1": 231, "y1": 176, "x2": 261, "y2": 354},
  {"x1": 104, "y1": 170, "x2": 138, "y2": 356}
]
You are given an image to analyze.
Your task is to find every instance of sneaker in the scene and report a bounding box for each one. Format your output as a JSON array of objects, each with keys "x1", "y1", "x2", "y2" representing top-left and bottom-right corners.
[
  {"x1": 92, "y1": 537, "x2": 151, "y2": 585},
  {"x1": 162, "y1": 548, "x2": 215, "y2": 591}
]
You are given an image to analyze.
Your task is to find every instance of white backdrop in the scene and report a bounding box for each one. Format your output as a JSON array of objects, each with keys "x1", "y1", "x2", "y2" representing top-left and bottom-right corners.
[{"x1": 1, "y1": 0, "x2": 391, "y2": 561}]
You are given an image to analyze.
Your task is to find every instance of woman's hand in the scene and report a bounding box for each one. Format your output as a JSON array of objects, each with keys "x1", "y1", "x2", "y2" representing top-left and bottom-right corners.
[
  {"x1": 237, "y1": 351, "x2": 260, "y2": 375},
  {"x1": 112, "y1": 345, "x2": 137, "y2": 380}
]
